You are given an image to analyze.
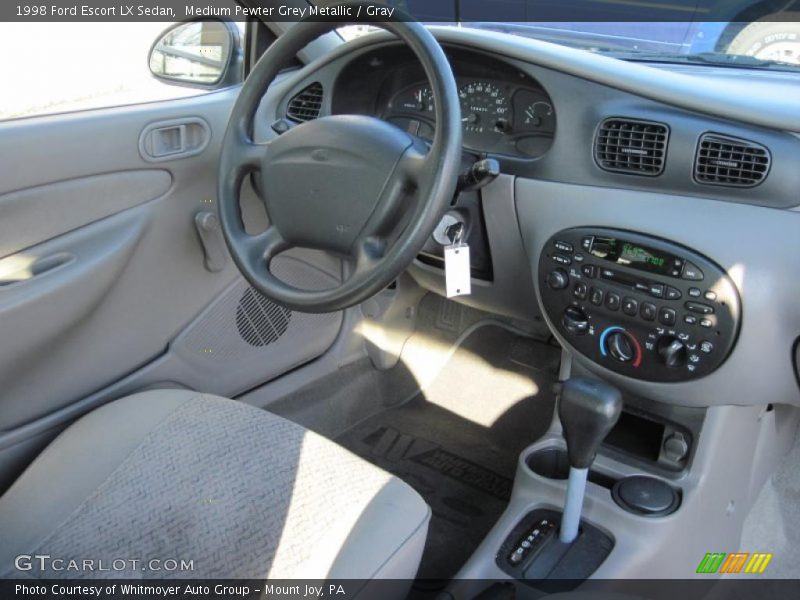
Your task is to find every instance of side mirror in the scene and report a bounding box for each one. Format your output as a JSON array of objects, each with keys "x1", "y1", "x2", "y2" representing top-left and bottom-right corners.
[{"x1": 148, "y1": 20, "x2": 242, "y2": 89}]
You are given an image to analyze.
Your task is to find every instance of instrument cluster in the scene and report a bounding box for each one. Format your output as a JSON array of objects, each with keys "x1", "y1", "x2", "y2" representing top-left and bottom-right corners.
[{"x1": 384, "y1": 78, "x2": 556, "y2": 158}]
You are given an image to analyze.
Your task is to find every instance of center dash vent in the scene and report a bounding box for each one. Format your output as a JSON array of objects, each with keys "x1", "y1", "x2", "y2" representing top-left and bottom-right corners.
[
  {"x1": 594, "y1": 118, "x2": 669, "y2": 176},
  {"x1": 694, "y1": 133, "x2": 770, "y2": 187},
  {"x1": 286, "y1": 82, "x2": 324, "y2": 122}
]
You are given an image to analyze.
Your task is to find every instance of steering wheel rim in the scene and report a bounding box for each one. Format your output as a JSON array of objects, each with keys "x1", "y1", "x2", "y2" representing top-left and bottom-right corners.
[{"x1": 217, "y1": 2, "x2": 462, "y2": 313}]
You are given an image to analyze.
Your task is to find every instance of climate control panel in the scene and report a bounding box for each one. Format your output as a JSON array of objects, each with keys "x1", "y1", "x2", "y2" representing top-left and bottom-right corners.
[{"x1": 538, "y1": 228, "x2": 741, "y2": 382}]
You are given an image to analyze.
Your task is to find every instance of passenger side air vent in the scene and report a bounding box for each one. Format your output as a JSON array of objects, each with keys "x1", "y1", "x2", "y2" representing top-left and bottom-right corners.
[
  {"x1": 286, "y1": 82, "x2": 324, "y2": 122},
  {"x1": 594, "y1": 118, "x2": 669, "y2": 176},
  {"x1": 694, "y1": 133, "x2": 770, "y2": 187}
]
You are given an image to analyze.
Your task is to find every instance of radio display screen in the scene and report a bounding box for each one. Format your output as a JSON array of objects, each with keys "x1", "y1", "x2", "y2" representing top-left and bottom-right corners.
[{"x1": 590, "y1": 237, "x2": 678, "y2": 276}]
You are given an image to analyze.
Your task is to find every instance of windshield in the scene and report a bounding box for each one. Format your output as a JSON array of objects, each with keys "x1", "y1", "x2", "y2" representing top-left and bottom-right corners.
[{"x1": 338, "y1": 1, "x2": 800, "y2": 73}]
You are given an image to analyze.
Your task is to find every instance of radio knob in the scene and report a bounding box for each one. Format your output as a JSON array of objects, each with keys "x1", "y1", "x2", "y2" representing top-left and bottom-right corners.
[
  {"x1": 562, "y1": 306, "x2": 589, "y2": 336},
  {"x1": 547, "y1": 268, "x2": 569, "y2": 290},
  {"x1": 606, "y1": 331, "x2": 636, "y2": 363},
  {"x1": 657, "y1": 336, "x2": 688, "y2": 368}
]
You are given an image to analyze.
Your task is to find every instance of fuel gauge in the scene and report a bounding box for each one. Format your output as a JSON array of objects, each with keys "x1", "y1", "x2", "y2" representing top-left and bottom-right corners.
[
  {"x1": 523, "y1": 101, "x2": 553, "y2": 128},
  {"x1": 514, "y1": 90, "x2": 556, "y2": 135}
]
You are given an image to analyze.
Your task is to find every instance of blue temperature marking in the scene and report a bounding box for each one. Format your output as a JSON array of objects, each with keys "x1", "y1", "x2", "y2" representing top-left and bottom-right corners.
[{"x1": 599, "y1": 326, "x2": 625, "y2": 357}]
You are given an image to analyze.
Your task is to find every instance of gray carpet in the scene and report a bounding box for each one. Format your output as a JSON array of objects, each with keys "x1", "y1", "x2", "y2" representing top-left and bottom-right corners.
[
  {"x1": 336, "y1": 325, "x2": 560, "y2": 580},
  {"x1": 738, "y1": 427, "x2": 800, "y2": 578}
]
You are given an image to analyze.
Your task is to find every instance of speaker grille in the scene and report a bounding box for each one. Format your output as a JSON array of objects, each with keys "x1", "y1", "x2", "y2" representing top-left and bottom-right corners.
[{"x1": 235, "y1": 287, "x2": 292, "y2": 347}]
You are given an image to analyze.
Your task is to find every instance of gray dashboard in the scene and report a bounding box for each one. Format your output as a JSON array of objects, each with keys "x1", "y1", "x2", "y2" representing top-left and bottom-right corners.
[{"x1": 255, "y1": 27, "x2": 800, "y2": 408}]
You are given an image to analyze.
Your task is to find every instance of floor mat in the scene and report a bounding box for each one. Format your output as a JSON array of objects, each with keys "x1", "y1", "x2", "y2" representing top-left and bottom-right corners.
[
  {"x1": 739, "y1": 425, "x2": 800, "y2": 578},
  {"x1": 336, "y1": 325, "x2": 560, "y2": 580}
]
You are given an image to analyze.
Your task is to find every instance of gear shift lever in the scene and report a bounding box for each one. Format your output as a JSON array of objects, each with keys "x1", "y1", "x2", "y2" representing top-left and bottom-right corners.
[{"x1": 557, "y1": 378, "x2": 622, "y2": 543}]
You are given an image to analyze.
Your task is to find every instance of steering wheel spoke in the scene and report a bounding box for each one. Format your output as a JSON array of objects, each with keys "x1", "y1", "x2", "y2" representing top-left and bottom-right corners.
[
  {"x1": 243, "y1": 226, "x2": 290, "y2": 270},
  {"x1": 233, "y1": 135, "x2": 267, "y2": 174},
  {"x1": 352, "y1": 236, "x2": 388, "y2": 276},
  {"x1": 397, "y1": 144, "x2": 430, "y2": 189}
]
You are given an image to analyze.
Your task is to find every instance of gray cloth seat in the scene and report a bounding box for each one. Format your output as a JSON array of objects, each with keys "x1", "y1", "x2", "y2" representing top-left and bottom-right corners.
[{"x1": 0, "y1": 391, "x2": 431, "y2": 582}]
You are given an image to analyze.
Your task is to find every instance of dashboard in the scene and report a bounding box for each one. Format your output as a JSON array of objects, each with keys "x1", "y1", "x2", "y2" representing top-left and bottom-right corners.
[{"x1": 261, "y1": 29, "x2": 800, "y2": 408}]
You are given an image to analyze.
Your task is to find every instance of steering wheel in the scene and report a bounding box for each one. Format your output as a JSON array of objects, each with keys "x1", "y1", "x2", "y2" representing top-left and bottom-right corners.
[{"x1": 217, "y1": 2, "x2": 462, "y2": 313}]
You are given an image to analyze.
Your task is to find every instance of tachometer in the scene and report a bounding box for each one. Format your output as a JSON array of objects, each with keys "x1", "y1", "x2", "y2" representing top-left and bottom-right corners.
[{"x1": 458, "y1": 82, "x2": 511, "y2": 135}]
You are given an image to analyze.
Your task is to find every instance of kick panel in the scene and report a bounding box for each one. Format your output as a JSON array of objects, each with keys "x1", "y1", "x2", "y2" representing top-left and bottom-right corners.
[{"x1": 538, "y1": 228, "x2": 741, "y2": 382}]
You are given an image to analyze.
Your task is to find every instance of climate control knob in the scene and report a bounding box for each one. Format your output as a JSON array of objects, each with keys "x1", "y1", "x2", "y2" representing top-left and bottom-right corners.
[
  {"x1": 656, "y1": 336, "x2": 688, "y2": 368},
  {"x1": 562, "y1": 306, "x2": 589, "y2": 336},
  {"x1": 546, "y1": 269, "x2": 569, "y2": 290},
  {"x1": 606, "y1": 331, "x2": 636, "y2": 363},
  {"x1": 599, "y1": 326, "x2": 642, "y2": 367}
]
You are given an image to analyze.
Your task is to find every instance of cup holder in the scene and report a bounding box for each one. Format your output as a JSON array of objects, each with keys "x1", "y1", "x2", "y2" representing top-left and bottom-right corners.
[
  {"x1": 525, "y1": 447, "x2": 617, "y2": 489},
  {"x1": 526, "y1": 447, "x2": 571, "y2": 480}
]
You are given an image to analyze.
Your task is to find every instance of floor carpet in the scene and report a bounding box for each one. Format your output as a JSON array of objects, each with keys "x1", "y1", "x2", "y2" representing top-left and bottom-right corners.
[{"x1": 336, "y1": 325, "x2": 560, "y2": 580}]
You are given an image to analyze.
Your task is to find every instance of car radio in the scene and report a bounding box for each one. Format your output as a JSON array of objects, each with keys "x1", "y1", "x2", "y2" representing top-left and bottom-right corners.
[{"x1": 538, "y1": 228, "x2": 741, "y2": 382}]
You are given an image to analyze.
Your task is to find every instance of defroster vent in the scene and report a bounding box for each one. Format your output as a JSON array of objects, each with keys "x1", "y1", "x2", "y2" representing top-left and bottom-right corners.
[
  {"x1": 694, "y1": 133, "x2": 770, "y2": 187},
  {"x1": 286, "y1": 82, "x2": 324, "y2": 122},
  {"x1": 595, "y1": 118, "x2": 669, "y2": 176}
]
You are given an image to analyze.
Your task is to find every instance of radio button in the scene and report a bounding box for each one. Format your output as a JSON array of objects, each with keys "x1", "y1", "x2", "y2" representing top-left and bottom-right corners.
[
  {"x1": 600, "y1": 268, "x2": 615, "y2": 280},
  {"x1": 581, "y1": 236, "x2": 594, "y2": 252},
  {"x1": 552, "y1": 254, "x2": 572, "y2": 265},
  {"x1": 554, "y1": 241, "x2": 574, "y2": 253},
  {"x1": 658, "y1": 307, "x2": 677, "y2": 326},
  {"x1": 573, "y1": 282, "x2": 588, "y2": 300},
  {"x1": 699, "y1": 318, "x2": 713, "y2": 328},
  {"x1": 704, "y1": 291, "x2": 717, "y2": 301},
  {"x1": 582, "y1": 265, "x2": 596, "y2": 278},
  {"x1": 681, "y1": 261, "x2": 704, "y2": 281},
  {"x1": 605, "y1": 293, "x2": 621, "y2": 311},
  {"x1": 622, "y1": 297, "x2": 638, "y2": 316},
  {"x1": 685, "y1": 302, "x2": 714, "y2": 315},
  {"x1": 649, "y1": 283, "x2": 665, "y2": 298},
  {"x1": 590, "y1": 287, "x2": 605, "y2": 306},
  {"x1": 546, "y1": 269, "x2": 570, "y2": 290},
  {"x1": 684, "y1": 315, "x2": 698, "y2": 325},
  {"x1": 670, "y1": 258, "x2": 685, "y2": 278},
  {"x1": 665, "y1": 286, "x2": 682, "y2": 300},
  {"x1": 640, "y1": 302, "x2": 657, "y2": 321},
  {"x1": 688, "y1": 287, "x2": 702, "y2": 298},
  {"x1": 700, "y1": 341, "x2": 714, "y2": 354}
]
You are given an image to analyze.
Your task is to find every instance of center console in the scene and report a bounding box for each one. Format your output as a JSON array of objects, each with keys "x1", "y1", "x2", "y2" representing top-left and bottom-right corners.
[
  {"x1": 538, "y1": 227, "x2": 742, "y2": 382},
  {"x1": 469, "y1": 229, "x2": 744, "y2": 588}
]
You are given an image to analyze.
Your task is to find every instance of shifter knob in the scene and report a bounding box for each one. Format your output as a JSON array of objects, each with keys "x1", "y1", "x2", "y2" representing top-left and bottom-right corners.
[
  {"x1": 557, "y1": 378, "x2": 623, "y2": 544},
  {"x1": 558, "y1": 378, "x2": 623, "y2": 469}
]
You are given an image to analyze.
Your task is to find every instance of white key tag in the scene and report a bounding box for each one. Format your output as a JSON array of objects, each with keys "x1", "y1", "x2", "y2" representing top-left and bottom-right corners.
[{"x1": 444, "y1": 241, "x2": 471, "y2": 298}]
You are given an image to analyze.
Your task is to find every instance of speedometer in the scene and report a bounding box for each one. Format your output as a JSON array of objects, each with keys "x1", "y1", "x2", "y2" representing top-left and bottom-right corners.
[{"x1": 458, "y1": 82, "x2": 511, "y2": 135}]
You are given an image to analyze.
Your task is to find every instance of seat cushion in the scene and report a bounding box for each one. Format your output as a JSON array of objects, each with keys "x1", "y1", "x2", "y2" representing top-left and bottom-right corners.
[{"x1": 0, "y1": 391, "x2": 430, "y2": 580}]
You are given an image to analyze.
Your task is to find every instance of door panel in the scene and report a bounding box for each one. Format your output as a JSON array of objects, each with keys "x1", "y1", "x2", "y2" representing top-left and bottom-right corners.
[
  {"x1": 0, "y1": 170, "x2": 171, "y2": 258},
  {"x1": 0, "y1": 86, "x2": 342, "y2": 472}
]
